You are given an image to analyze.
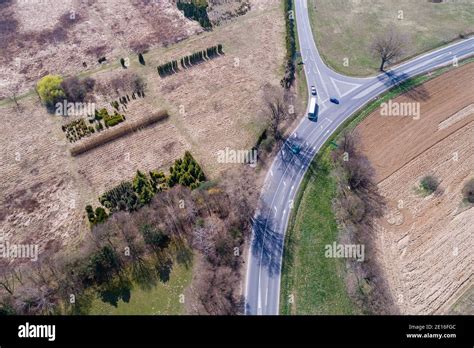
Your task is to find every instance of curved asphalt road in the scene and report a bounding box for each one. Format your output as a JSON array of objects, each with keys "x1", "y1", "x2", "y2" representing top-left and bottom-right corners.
[{"x1": 244, "y1": 0, "x2": 474, "y2": 315}]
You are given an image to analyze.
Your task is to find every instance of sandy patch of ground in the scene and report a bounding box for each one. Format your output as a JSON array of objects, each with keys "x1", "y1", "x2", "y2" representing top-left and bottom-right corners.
[{"x1": 356, "y1": 63, "x2": 474, "y2": 314}]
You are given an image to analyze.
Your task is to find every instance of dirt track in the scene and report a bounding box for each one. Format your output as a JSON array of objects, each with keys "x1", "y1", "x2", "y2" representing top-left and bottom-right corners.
[{"x1": 357, "y1": 63, "x2": 474, "y2": 314}]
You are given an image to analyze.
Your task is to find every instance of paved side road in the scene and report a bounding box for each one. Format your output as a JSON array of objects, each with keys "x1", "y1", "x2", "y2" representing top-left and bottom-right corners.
[{"x1": 244, "y1": 0, "x2": 474, "y2": 315}]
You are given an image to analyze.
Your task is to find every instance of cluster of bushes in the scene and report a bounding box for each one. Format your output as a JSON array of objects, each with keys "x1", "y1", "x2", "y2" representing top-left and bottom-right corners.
[
  {"x1": 97, "y1": 169, "x2": 166, "y2": 215},
  {"x1": 205, "y1": 44, "x2": 222, "y2": 59},
  {"x1": 157, "y1": 44, "x2": 223, "y2": 77},
  {"x1": 36, "y1": 75, "x2": 96, "y2": 113},
  {"x1": 281, "y1": 0, "x2": 296, "y2": 88},
  {"x1": 85, "y1": 205, "x2": 108, "y2": 226},
  {"x1": 61, "y1": 108, "x2": 125, "y2": 143},
  {"x1": 419, "y1": 175, "x2": 439, "y2": 195},
  {"x1": 99, "y1": 182, "x2": 142, "y2": 214},
  {"x1": 110, "y1": 90, "x2": 145, "y2": 113},
  {"x1": 177, "y1": 0, "x2": 212, "y2": 29},
  {"x1": 168, "y1": 151, "x2": 206, "y2": 189},
  {"x1": 181, "y1": 44, "x2": 223, "y2": 68},
  {"x1": 104, "y1": 111, "x2": 125, "y2": 128},
  {"x1": 62, "y1": 118, "x2": 95, "y2": 143},
  {"x1": 86, "y1": 151, "x2": 205, "y2": 225},
  {"x1": 157, "y1": 60, "x2": 179, "y2": 77},
  {"x1": 92, "y1": 107, "x2": 125, "y2": 128},
  {"x1": 181, "y1": 51, "x2": 206, "y2": 67},
  {"x1": 463, "y1": 179, "x2": 474, "y2": 204},
  {"x1": 36, "y1": 75, "x2": 66, "y2": 108}
]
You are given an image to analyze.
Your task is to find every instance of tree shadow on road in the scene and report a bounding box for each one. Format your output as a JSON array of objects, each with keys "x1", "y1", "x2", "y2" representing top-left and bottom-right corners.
[
  {"x1": 277, "y1": 135, "x2": 318, "y2": 179},
  {"x1": 250, "y1": 205, "x2": 284, "y2": 278},
  {"x1": 377, "y1": 71, "x2": 430, "y2": 101}
]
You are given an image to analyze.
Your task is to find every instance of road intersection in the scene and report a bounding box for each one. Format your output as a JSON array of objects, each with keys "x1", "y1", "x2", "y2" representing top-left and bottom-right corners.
[{"x1": 244, "y1": 0, "x2": 474, "y2": 315}]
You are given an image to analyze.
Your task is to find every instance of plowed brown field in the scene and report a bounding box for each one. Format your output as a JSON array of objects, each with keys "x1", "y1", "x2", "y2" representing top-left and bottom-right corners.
[{"x1": 356, "y1": 63, "x2": 474, "y2": 314}]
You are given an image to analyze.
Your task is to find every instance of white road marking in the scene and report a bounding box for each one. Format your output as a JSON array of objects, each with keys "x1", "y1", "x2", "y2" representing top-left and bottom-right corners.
[
  {"x1": 353, "y1": 81, "x2": 382, "y2": 99},
  {"x1": 330, "y1": 77, "x2": 362, "y2": 98},
  {"x1": 265, "y1": 281, "x2": 269, "y2": 306}
]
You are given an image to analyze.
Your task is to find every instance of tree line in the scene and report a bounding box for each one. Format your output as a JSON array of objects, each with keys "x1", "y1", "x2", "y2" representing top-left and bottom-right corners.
[
  {"x1": 157, "y1": 44, "x2": 224, "y2": 77},
  {"x1": 281, "y1": 0, "x2": 296, "y2": 89},
  {"x1": 331, "y1": 131, "x2": 397, "y2": 314}
]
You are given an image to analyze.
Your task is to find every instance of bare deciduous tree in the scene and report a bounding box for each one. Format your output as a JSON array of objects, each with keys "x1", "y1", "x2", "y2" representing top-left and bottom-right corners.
[
  {"x1": 266, "y1": 93, "x2": 288, "y2": 142},
  {"x1": 5, "y1": 84, "x2": 22, "y2": 112},
  {"x1": 0, "y1": 261, "x2": 15, "y2": 296},
  {"x1": 372, "y1": 28, "x2": 406, "y2": 71}
]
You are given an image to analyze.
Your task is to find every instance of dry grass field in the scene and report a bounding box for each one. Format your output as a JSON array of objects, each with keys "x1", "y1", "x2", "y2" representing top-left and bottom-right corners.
[
  {"x1": 0, "y1": 0, "x2": 203, "y2": 99},
  {"x1": 356, "y1": 63, "x2": 474, "y2": 314},
  {"x1": 0, "y1": 0, "x2": 286, "y2": 260},
  {"x1": 308, "y1": 0, "x2": 474, "y2": 75}
]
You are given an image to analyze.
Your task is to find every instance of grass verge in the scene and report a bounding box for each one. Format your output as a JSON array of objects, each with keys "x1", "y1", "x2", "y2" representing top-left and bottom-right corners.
[{"x1": 280, "y1": 147, "x2": 358, "y2": 314}]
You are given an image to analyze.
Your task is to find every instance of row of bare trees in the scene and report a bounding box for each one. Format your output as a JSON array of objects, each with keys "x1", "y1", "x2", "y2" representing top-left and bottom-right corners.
[
  {"x1": 259, "y1": 86, "x2": 298, "y2": 155},
  {"x1": 185, "y1": 171, "x2": 254, "y2": 315},
  {"x1": 331, "y1": 132, "x2": 397, "y2": 314}
]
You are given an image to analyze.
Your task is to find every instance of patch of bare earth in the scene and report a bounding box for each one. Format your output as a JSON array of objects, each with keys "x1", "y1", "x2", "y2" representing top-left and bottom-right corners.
[{"x1": 356, "y1": 63, "x2": 474, "y2": 314}]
